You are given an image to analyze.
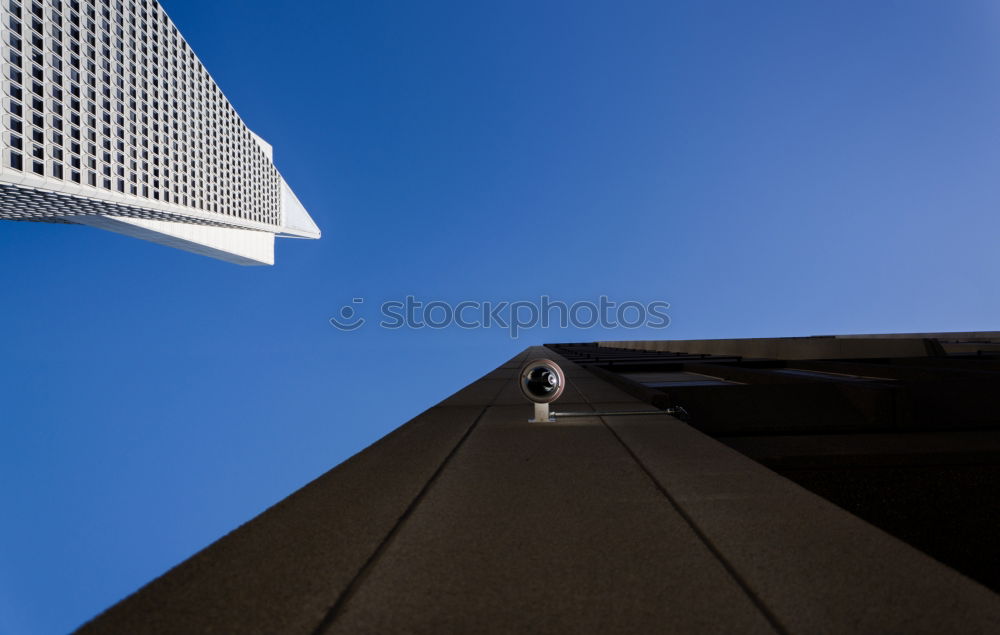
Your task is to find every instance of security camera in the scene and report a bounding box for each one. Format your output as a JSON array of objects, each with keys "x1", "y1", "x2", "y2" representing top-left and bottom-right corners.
[
  {"x1": 520, "y1": 359, "x2": 565, "y2": 421},
  {"x1": 517, "y1": 356, "x2": 689, "y2": 423}
]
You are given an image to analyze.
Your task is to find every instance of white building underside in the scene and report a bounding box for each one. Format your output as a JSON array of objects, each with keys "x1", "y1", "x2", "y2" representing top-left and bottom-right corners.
[{"x1": 0, "y1": 0, "x2": 320, "y2": 265}]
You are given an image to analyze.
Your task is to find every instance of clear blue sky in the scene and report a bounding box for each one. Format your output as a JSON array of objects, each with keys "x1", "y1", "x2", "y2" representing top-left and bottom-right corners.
[{"x1": 2, "y1": 1, "x2": 999, "y2": 632}]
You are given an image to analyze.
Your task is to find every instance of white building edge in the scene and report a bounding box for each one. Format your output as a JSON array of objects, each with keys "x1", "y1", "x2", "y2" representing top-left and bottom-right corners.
[{"x1": 0, "y1": 0, "x2": 320, "y2": 265}]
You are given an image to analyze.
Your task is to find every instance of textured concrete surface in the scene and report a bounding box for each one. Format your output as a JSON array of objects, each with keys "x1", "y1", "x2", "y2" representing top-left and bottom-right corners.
[
  {"x1": 607, "y1": 414, "x2": 1000, "y2": 634},
  {"x1": 324, "y1": 404, "x2": 776, "y2": 634},
  {"x1": 78, "y1": 346, "x2": 1000, "y2": 634},
  {"x1": 77, "y1": 404, "x2": 494, "y2": 634}
]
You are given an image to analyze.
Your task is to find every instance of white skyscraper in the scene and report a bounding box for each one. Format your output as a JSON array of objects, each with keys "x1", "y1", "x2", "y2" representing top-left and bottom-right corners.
[{"x1": 0, "y1": 0, "x2": 320, "y2": 265}]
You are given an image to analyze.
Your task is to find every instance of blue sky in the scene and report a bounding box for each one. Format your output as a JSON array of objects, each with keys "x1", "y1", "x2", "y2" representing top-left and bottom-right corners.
[{"x1": 2, "y1": 0, "x2": 1000, "y2": 632}]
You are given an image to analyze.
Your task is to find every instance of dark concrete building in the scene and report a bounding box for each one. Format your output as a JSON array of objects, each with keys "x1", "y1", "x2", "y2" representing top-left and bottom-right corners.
[{"x1": 79, "y1": 333, "x2": 1000, "y2": 633}]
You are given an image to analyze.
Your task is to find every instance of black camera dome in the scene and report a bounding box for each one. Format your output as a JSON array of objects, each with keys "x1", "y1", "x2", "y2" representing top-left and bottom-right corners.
[{"x1": 519, "y1": 359, "x2": 565, "y2": 404}]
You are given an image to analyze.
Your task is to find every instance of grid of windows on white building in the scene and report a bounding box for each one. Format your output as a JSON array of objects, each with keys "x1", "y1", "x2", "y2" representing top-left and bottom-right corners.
[{"x1": 0, "y1": 0, "x2": 320, "y2": 265}]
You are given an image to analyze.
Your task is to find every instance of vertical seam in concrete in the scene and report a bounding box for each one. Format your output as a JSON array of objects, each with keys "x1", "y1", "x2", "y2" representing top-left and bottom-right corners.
[
  {"x1": 310, "y1": 406, "x2": 488, "y2": 634},
  {"x1": 311, "y1": 377, "x2": 507, "y2": 634},
  {"x1": 599, "y1": 418, "x2": 789, "y2": 635},
  {"x1": 564, "y1": 371, "x2": 790, "y2": 635}
]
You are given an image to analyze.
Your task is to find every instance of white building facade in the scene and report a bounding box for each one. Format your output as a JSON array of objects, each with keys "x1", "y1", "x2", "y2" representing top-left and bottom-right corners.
[{"x1": 0, "y1": 0, "x2": 319, "y2": 265}]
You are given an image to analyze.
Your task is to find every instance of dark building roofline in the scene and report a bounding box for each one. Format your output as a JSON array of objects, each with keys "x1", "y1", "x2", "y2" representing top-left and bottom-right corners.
[
  {"x1": 597, "y1": 331, "x2": 1000, "y2": 360},
  {"x1": 78, "y1": 338, "x2": 1000, "y2": 634}
]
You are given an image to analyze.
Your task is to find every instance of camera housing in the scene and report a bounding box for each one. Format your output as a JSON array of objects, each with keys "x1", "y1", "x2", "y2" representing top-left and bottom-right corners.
[
  {"x1": 517, "y1": 357, "x2": 687, "y2": 423},
  {"x1": 519, "y1": 359, "x2": 565, "y2": 403},
  {"x1": 519, "y1": 359, "x2": 565, "y2": 422}
]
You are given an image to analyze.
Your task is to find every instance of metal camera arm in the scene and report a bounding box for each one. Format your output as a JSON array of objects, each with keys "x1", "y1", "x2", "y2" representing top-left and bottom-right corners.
[
  {"x1": 546, "y1": 405, "x2": 689, "y2": 422},
  {"x1": 530, "y1": 402, "x2": 553, "y2": 424},
  {"x1": 519, "y1": 358, "x2": 687, "y2": 423}
]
